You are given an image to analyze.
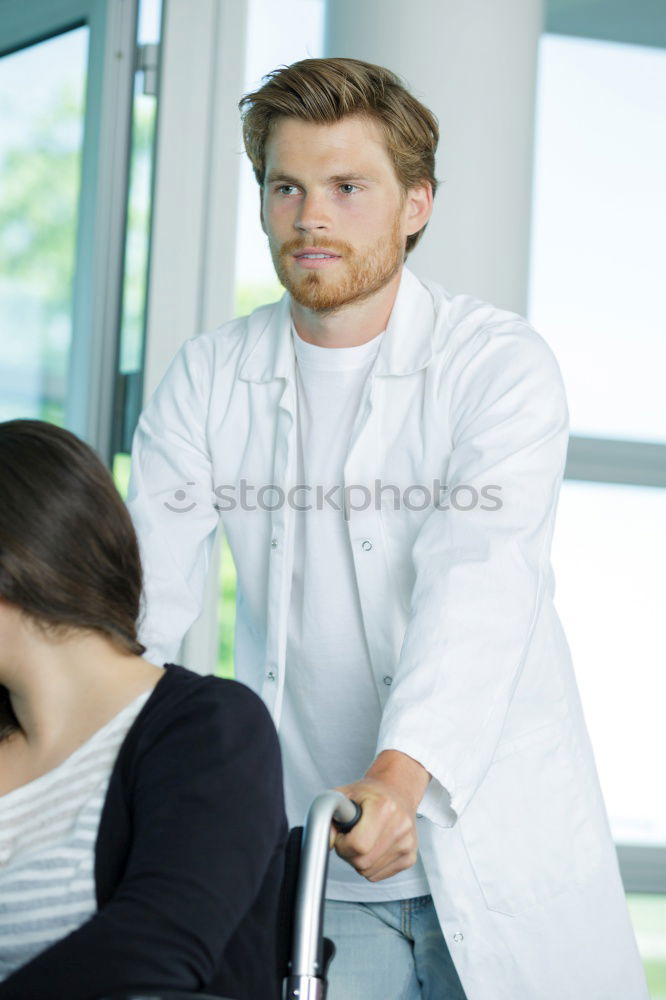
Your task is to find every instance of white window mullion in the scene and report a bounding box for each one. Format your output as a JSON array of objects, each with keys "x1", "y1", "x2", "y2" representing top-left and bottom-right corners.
[
  {"x1": 142, "y1": 0, "x2": 248, "y2": 674},
  {"x1": 565, "y1": 437, "x2": 666, "y2": 489},
  {"x1": 67, "y1": 0, "x2": 138, "y2": 459}
]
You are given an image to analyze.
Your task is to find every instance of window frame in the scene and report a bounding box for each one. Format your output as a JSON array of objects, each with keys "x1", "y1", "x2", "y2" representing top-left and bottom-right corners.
[
  {"x1": 538, "y1": 1, "x2": 666, "y2": 894},
  {"x1": 0, "y1": 0, "x2": 138, "y2": 459}
]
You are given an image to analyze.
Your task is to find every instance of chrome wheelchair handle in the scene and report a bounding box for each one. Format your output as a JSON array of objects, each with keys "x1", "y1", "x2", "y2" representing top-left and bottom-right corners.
[{"x1": 288, "y1": 791, "x2": 361, "y2": 985}]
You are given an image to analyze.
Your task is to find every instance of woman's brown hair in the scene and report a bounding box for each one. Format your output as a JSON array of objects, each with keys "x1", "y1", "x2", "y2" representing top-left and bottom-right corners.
[
  {"x1": 239, "y1": 57, "x2": 439, "y2": 253},
  {"x1": 0, "y1": 420, "x2": 145, "y2": 739}
]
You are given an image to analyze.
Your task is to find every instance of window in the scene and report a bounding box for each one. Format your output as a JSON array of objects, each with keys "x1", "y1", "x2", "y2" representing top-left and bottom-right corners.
[
  {"x1": 0, "y1": 26, "x2": 89, "y2": 426},
  {"x1": 550, "y1": 481, "x2": 665, "y2": 846},
  {"x1": 0, "y1": 0, "x2": 139, "y2": 458},
  {"x1": 529, "y1": 34, "x2": 666, "y2": 443},
  {"x1": 528, "y1": 29, "x2": 666, "y2": 991}
]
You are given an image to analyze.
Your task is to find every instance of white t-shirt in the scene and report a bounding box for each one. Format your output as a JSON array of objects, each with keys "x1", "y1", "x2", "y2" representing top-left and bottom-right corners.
[
  {"x1": 0, "y1": 689, "x2": 152, "y2": 980},
  {"x1": 280, "y1": 326, "x2": 429, "y2": 902}
]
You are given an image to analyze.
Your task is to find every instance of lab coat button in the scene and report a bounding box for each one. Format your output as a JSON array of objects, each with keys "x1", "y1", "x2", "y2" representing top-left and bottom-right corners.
[
  {"x1": 270, "y1": 537, "x2": 278, "y2": 549},
  {"x1": 383, "y1": 675, "x2": 393, "y2": 686},
  {"x1": 453, "y1": 933, "x2": 464, "y2": 943},
  {"x1": 361, "y1": 539, "x2": 373, "y2": 551},
  {"x1": 267, "y1": 670, "x2": 276, "y2": 681}
]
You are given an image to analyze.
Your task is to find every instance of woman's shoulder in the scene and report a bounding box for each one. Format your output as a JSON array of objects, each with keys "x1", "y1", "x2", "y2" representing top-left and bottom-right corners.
[
  {"x1": 156, "y1": 664, "x2": 270, "y2": 715},
  {"x1": 128, "y1": 664, "x2": 278, "y2": 756}
]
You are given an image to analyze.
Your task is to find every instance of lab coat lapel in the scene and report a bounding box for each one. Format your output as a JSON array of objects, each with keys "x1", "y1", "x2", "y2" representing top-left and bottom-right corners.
[
  {"x1": 343, "y1": 267, "x2": 438, "y2": 693},
  {"x1": 344, "y1": 267, "x2": 436, "y2": 479},
  {"x1": 240, "y1": 293, "x2": 298, "y2": 724}
]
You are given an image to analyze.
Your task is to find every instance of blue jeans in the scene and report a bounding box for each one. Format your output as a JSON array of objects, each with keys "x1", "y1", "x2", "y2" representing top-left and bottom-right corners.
[{"x1": 323, "y1": 895, "x2": 468, "y2": 1000}]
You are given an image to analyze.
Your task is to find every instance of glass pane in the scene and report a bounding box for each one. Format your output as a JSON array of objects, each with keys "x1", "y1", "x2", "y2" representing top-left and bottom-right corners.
[
  {"x1": 528, "y1": 35, "x2": 666, "y2": 443},
  {"x1": 0, "y1": 26, "x2": 88, "y2": 425},
  {"x1": 217, "y1": 536, "x2": 236, "y2": 679},
  {"x1": 552, "y1": 481, "x2": 666, "y2": 845},
  {"x1": 138, "y1": 0, "x2": 162, "y2": 45},
  {"x1": 112, "y1": 452, "x2": 131, "y2": 500},
  {"x1": 627, "y1": 895, "x2": 666, "y2": 999}
]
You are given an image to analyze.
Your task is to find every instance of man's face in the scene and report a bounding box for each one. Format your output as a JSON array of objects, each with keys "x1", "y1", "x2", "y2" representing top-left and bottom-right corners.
[{"x1": 260, "y1": 115, "x2": 428, "y2": 312}]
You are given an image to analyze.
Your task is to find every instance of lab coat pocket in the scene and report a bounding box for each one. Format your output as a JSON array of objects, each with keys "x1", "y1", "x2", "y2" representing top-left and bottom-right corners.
[{"x1": 459, "y1": 723, "x2": 604, "y2": 917}]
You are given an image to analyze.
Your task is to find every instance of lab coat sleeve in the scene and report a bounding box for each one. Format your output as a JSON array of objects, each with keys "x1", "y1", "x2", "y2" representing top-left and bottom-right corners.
[
  {"x1": 127, "y1": 337, "x2": 219, "y2": 665},
  {"x1": 376, "y1": 321, "x2": 570, "y2": 828}
]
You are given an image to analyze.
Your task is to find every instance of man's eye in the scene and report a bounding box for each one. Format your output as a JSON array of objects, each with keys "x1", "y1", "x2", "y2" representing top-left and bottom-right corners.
[
  {"x1": 339, "y1": 184, "x2": 359, "y2": 194},
  {"x1": 277, "y1": 184, "x2": 298, "y2": 195}
]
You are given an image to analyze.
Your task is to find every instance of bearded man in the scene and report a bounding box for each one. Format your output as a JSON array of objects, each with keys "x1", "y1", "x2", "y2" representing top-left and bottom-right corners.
[{"x1": 128, "y1": 58, "x2": 648, "y2": 1000}]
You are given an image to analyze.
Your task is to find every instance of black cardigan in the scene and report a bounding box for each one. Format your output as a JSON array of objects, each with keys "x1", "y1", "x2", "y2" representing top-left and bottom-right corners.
[{"x1": 0, "y1": 664, "x2": 288, "y2": 1000}]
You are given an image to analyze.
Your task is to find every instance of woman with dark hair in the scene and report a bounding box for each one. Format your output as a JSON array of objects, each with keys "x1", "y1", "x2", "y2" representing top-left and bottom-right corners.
[{"x1": 0, "y1": 419, "x2": 287, "y2": 1000}]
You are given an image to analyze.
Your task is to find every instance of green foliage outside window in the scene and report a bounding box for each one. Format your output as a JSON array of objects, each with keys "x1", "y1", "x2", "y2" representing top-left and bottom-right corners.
[
  {"x1": 627, "y1": 895, "x2": 666, "y2": 997},
  {"x1": 217, "y1": 536, "x2": 236, "y2": 679},
  {"x1": 0, "y1": 86, "x2": 81, "y2": 426},
  {"x1": 234, "y1": 280, "x2": 283, "y2": 319}
]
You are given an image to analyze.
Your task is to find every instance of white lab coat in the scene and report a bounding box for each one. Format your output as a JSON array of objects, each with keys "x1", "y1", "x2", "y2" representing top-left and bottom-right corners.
[{"x1": 128, "y1": 267, "x2": 648, "y2": 1000}]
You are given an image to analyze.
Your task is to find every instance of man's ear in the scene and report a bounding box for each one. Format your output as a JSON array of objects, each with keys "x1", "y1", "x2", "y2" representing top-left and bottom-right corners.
[{"x1": 404, "y1": 182, "x2": 434, "y2": 238}]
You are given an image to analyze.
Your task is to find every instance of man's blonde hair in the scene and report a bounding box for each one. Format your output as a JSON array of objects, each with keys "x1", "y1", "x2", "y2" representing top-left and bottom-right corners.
[{"x1": 239, "y1": 57, "x2": 439, "y2": 253}]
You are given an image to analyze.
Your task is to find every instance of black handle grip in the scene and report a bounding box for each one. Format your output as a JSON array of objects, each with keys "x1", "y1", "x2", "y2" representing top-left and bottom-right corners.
[{"x1": 332, "y1": 799, "x2": 362, "y2": 834}]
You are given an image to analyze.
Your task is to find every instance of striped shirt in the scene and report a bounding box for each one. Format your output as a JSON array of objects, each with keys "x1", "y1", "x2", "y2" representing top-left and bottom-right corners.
[{"x1": 0, "y1": 690, "x2": 151, "y2": 980}]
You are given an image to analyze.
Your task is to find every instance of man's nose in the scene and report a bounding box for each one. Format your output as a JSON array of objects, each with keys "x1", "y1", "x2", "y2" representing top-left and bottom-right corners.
[{"x1": 294, "y1": 190, "x2": 330, "y2": 232}]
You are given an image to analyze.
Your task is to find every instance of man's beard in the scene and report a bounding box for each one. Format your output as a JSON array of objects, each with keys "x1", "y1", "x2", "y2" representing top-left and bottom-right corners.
[{"x1": 270, "y1": 213, "x2": 405, "y2": 313}]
